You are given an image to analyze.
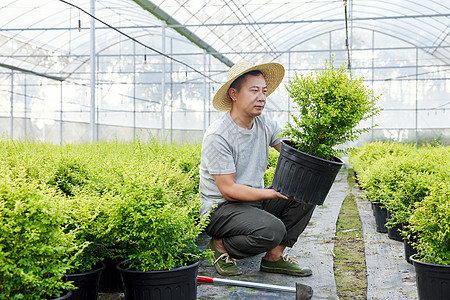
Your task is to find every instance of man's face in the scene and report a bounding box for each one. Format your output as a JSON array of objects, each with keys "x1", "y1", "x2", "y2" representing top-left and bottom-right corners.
[{"x1": 230, "y1": 73, "x2": 267, "y2": 118}]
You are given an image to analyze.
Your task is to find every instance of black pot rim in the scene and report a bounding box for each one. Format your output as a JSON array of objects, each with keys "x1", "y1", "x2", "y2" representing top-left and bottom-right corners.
[
  {"x1": 410, "y1": 254, "x2": 450, "y2": 268},
  {"x1": 66, "y1": 261, "x2": 106, "y2": 276},
  {"x1": 281, "y1": 140, "x2": 344, "y2": 165},
  {"x1": 116, "y1": 259, "x2": 200, "y2": 274}
]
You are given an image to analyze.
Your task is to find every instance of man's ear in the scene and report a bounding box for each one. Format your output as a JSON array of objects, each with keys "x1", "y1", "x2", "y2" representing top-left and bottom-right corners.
[{"x1": 228, "y1": 87, "x2": 238, "y2": 101}]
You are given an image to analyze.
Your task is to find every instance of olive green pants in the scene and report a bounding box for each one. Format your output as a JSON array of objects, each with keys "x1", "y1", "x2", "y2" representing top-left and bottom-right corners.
[{"x1": 205, "y1": 198, "x2": 315, "y2": 259}]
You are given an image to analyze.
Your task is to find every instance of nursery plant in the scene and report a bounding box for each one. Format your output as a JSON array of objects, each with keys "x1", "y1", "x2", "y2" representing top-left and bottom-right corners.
[
  {"x1": 271, "y1": 59, "x2": 381, "y2": 205},
  {"x1": 264, "y1": 147, "x2": 279, "y2": 187},
  {"x1": 281, "y1": 58, "x2": 382, "y2": 160},
  {"x1": 409, "y1": 180, "x2": 450, "y2": 265},
  {"x1": 348, "y1": 141, "x2": 414, "y2": 175},
  {"x1": 408, "y1": 181, "x2": 450, "y2": 300},
  {"x1": 0, "y1": 139, "x2": 208, "y2": 299},
  {"x1": 0, "y1": 177, "x2": 82, "y2": 300},
  {"x1": 356, "y1": 145, "x2": 449, "y2": 228},
  {"x1": 106, "y1": 157, "x2": 209, "y2": 272}
]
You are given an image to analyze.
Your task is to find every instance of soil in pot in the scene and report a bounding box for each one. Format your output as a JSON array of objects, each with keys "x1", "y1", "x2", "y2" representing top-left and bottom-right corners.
[
  {"x1": 65, "y1": 262, "x2": 105, "y2": 300},
  {"x1": 117, "y1": 260, "x2": 200, "y2": 300},
  {"x1": 410, "y1": 254, "x2": 450, "y2": 300},
  {"x1": 372, "y1": 202, "x2": 388, "y2": 233}
]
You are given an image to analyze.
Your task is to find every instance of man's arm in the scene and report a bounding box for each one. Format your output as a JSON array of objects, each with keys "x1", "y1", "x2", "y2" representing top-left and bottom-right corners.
[{"x1": 213, "y1": 173, "x2": 288, "y2": 202}]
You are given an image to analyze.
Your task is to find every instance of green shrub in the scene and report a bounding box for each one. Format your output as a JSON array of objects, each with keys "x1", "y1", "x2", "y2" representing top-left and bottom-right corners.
[
  {"x1": 61, "y1": 193, "x2": 114, "y2": 273},
  {"x1": 0, "y1": 178, "x2": 81, "y2": 299},
  {"x1": 357, "y1": 145, "x2": 449, "y2": 227},
  {"x1": 0, "y1": 139, "x2": 207, "y2": 276},
  {"x1": 281, "y1": 59, "x2": 382, "y2": 160},
  {"x1": 348, "y1": 141, "x2": 414, "y2": 175},
  {"x1": 264, "y1": 148, "x2": 279, "y2": 187},
  {"x1": 49, "y1": 159, "x2": 91, "y2": 197},
  {"x1": 408, "y1": 181, "x2": 450, "y2": 265},
  {"x1": 106, "y1": 159, "x2": 208, "y2": 271}
]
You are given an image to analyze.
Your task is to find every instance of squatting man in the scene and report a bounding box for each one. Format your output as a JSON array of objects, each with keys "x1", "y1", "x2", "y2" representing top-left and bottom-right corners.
[{"x1": 199, "y1": 61, "x2": 315, "y2": 276}]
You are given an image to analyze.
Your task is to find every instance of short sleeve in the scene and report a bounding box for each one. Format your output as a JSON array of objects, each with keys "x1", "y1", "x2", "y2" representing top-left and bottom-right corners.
[{"x1": 201, "y1": 133, "x2": 236, "y2": 175}]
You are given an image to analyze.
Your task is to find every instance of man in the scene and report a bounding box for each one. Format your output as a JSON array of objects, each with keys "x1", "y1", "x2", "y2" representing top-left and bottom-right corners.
[{"x1": 199, "y1": 61, "x2": 315, "y2": 277}]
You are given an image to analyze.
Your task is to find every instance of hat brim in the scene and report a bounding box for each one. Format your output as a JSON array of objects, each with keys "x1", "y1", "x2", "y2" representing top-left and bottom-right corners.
[{"x1": 212, "y1": 62, "x2": 285, "y2": 111}]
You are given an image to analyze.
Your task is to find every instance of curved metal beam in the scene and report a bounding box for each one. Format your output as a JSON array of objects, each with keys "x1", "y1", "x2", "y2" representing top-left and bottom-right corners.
[{"x1": 133, "y1": 0, "x2": 234, "y2": 67}]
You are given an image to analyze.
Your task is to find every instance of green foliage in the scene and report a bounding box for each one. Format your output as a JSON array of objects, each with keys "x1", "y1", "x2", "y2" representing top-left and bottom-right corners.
[
  {"x1": 0, "y1": 178, "x2": 80, "y2": 299},
  {"x1": 49, "y1": 159, "x2": 90, "y2": 197},
  {"x1": 0, "y1": 138, "x2": 207, "y2": 293},
  {"x1": 409, "y1": 181, "x2": 450, "y2": 265},
  {"x1": 282, "y1": 59, "x2": 382, "y2": 160},
  {"x1": 356, "y1": 145, "x2": 449, "y2": 227},
  {"x1": 348, "y1": 141, "x2": 414, "y2": 174},
  {"x1": 264, "y1": 148, "x2": 279, "y2": 187},
  {"x1": 267, "y1": 147, "x2": 280, "y2": 168},
  {"x1": 61, "y1": 193, "x2": 113, "y2": 273},
  {"x1": 104, "y1": 157, "x2": 207, "y2": 271},
  {"x1": 349, "y1": 141, "x2": 450, "y2": 265}
]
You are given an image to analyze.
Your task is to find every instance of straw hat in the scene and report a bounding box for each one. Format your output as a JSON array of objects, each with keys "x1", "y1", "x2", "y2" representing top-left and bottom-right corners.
[{"x1": 213, "y1": 62, "x2": 285, "y2": 111}]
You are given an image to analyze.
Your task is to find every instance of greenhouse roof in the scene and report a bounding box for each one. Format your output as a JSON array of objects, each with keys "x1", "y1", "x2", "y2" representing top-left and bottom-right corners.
[{"x1": 1, "y1": 0, "x2": 449, "y2": 80}]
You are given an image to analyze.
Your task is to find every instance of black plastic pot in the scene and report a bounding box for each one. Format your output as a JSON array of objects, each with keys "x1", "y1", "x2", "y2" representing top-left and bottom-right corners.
[
  {"x1": 387, "y1": 212, "x2": 403, "y2": 241},
  {"x1": 353, "y1": 170, "x2": 359, "y2": 184},
  {"x1": 64, "y1": 262, "x2": 105, "y2": 300},
  {"x1": 404, "y1": 233, "x2": 418, "y2": 264},
  {"x1": 117, "y1": 259, "x2": 200, "y2": 300},
  {"x1": 388, "y1": 224, "x2": 403, "y2": 241},
  {"x1": 98, "y1": 257, "x2": 124, "y2": 293},
  {"x1": 410, "y1": 254, "x2": 450, "y2": 300},
  {"x1": 271, "y1": 140, "x2": 344, "y2": 205},
  {"x1": 372, "y1": 202, "x2": 388, "y2": 233}
]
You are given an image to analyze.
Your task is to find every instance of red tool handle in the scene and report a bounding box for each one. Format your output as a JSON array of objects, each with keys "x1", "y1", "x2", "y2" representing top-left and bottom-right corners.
[{"x1": 197, "y1": 275, "x2": 214, "y2": 283}]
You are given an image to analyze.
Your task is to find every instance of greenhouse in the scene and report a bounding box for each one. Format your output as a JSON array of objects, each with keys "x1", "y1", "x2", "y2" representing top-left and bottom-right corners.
[
  {"x1": 1, "y1": 0, "x2": 449, "y2": 145},
  {"x1": 1, "y1": 1, "x2": 450, "y2": 300}
]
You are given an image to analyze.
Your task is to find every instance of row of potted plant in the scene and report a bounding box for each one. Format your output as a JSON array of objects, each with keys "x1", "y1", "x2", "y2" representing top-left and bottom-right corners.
[
  {"x1": 0, "y1": 139, "x2": 209, "y2": 300},
  {"x1": 349, "y1": 141, "x2": 450, "y2": 299}
]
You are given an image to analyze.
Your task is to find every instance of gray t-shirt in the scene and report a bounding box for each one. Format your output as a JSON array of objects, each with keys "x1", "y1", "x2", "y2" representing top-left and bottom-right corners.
[{"x1": 199, "y1": 112, "x2": 281, "y2": 215}]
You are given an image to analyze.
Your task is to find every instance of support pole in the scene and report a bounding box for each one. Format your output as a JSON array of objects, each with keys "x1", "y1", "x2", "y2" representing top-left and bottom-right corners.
[
  {"x1": 415, "y1": 47, "x2": 418, "y2": 147},
  {"x1": 10, "y1": 70, "x2": 14, "y2": 139},
  {"x1": 371, "y1": 30, "x2": 375, "y2": 142},
  {"x1": 90, "y1": 0, "x2": 96, "y2": 142},
  {"x1": 60, "y1": 81, "x2": 63, "y2": 144},
  {"x1": 288, "y1": 50, "x2": 291, "y2": 124},
  {"x1": 133, "y1": 42, "x2": 136, "y2": 141},
  {"x1": 203, "y1": 49, "x2": 207, "y2": 134},
  {"x1": 24, "y1": 75, "x2": 27, "y2": 135},
  {"x1": 170, "y1": 37, "x2": 173, "y2": 143},
  {"x1": 161, "y1": 21, "x2": 166, "y2": 139}
]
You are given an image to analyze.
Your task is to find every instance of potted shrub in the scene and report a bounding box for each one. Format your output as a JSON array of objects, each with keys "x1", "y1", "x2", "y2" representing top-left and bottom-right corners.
[
  {"x1": 272, "y1": 58, "x2": 382, "y2": 205},
  {"x1": 409, "y1": 181, "x2": 450, "y2": 300},
  {"x1": 107, "y1": 157, "x2": 209, "y2": 300},
  {"x1": 357, "y1": 146, "x2": 448, "y2": 238},
  {"x1": 0, "y1": 178, "x2": 80, "y2": 300},
  {"x1": 61, "y1": 194, "x2": 112, "y2": 300},
  {"x1": 45, "y1": 154, "x2": 111, "y2": 300}
]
